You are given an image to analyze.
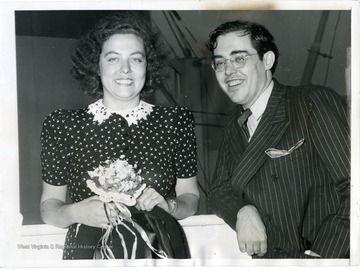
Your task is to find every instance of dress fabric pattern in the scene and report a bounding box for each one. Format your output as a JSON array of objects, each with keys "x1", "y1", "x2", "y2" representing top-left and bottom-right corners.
[{"x1": 40, "y1": 100, "x2": 197, "y2": 259}]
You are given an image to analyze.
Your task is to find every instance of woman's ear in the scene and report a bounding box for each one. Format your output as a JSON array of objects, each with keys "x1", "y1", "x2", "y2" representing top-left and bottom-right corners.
[{"x1": 263, "y1": 51, "x2": 275, "y2": 71}]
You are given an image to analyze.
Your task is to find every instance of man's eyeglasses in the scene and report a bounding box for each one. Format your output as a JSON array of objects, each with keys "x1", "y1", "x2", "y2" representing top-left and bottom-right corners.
[{"x1": 211, "y1": 53, "x2": 258, "y2": 72}]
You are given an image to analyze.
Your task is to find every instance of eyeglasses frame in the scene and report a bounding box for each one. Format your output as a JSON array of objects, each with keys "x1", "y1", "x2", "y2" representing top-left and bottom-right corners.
[{"x1": 211, "y1": 53, "x2": 259, "y2": 72}]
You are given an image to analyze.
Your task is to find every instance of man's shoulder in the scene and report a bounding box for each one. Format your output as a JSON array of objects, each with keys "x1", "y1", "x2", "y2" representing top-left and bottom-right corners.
[
  {"x1": 279, "y1": 82, "x2": 348, "y2": 120},
  {"x1": 277, "y1": 79, "x2": 339, "y2": 96},
  {"x1": 275, "y1": 79, "x2": 343, "y2": 103}
]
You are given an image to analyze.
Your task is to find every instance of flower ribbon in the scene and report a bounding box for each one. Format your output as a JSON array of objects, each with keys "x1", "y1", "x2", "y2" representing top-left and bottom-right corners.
[{"x1": 95, "y1": 202, "x2": 167, "y2": 259}]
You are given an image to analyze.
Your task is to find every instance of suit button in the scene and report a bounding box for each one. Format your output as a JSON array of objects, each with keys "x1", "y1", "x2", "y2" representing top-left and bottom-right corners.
[
  {"x1": 274, "y1": 247, "x2": 283, "y2": 254},
  {"x1": 271, "y1": 174, "x2": 278, "y2": 182},
  {"x1": 123, "y1": 133, "x2": 129, "y2": 139}
]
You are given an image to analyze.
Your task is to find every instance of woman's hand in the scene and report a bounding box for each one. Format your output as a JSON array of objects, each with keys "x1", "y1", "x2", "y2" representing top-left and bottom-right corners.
[
  {"x1": 135, "y1": 187, "x2": 170, "y2": 212},
  {"x1": 40, "y1": 181, "x2": 119, "y2": 229},
  {"x1": 74, "y1": 196, "x2": 116, "y2": 229},
  {"x1": 134, "y1": 177, "x2": 200, "y2": 220},
  {"x1": 41, "y1": 196, "x2": 121, "y2": 229}
]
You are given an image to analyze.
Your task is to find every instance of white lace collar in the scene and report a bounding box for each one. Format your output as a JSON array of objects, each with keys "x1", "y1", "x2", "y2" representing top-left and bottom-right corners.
[{"x1": 87, "y1": 99, "x2": 154, "y2": 126}]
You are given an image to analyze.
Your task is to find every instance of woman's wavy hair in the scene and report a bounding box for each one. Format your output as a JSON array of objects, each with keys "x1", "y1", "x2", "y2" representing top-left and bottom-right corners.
[
  {"x1": 207, "y1": 20, "x2": 279, "y2": 74},
  {"x1": 71, "y1": 12, "x2": 169, "y2": 98}
]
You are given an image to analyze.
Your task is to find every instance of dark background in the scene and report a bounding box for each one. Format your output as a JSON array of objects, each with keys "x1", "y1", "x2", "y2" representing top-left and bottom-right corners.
[{"x1": 15, "y1": 10, "x2": 351, "y2": 225}]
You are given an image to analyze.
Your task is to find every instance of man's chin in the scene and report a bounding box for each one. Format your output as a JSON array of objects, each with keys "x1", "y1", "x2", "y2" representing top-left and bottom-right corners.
[{"x1": 229, "y1": 96, "x2": 245, "y2": 105}]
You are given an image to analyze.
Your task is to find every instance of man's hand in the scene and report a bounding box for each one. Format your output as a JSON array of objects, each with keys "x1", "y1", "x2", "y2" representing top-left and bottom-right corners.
[{"x1": 236, "y1": 205, "x2": 267, "y2": 257}]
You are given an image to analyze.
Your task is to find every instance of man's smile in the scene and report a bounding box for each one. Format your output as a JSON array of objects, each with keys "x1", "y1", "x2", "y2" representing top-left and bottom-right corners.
[{"x1": 226, "y1": 79, "x2": 244, "y2": 87}]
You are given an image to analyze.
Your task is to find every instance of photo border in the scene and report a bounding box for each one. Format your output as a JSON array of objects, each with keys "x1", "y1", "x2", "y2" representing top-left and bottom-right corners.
[{"x1": 0, "y1": 0, "x2": 359, "y2": 269}]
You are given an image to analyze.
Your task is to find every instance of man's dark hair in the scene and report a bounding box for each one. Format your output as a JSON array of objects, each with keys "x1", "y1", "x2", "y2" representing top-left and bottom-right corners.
[{"x1": 207, "y1": 20, "x2": 279, "y2": 74}]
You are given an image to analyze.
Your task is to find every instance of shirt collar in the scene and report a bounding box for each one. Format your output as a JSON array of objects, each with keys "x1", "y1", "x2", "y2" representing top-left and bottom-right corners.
[{"x1": 248, "y1": 80, "x2": 274, "y2": 121}]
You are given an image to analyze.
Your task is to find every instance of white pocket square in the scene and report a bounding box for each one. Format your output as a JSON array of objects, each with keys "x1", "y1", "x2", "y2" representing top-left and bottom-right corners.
[{"x1": 265, "y1": 138, "x2": 305, "y2": 159}]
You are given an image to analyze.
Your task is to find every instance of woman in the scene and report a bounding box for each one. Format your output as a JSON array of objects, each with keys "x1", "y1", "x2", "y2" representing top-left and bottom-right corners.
[{"x1": 39, "y1": 12, "x2": 199, "y2": 260}]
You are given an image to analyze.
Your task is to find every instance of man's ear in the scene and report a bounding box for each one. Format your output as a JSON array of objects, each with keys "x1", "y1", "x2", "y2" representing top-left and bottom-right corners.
[{"x1": 263, "y1": 51, "x2": 275, "y2": 71}]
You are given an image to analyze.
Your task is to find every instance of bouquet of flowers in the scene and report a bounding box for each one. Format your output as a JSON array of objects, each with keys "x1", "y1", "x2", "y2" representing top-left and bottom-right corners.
[{"x1": 86, "y1": 155, "x2": 167, "y2": 259}]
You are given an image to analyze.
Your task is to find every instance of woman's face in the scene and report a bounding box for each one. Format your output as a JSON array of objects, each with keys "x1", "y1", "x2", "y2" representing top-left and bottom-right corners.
[{"x1": 99, "y1": 33, "x2": 147, "y2": 110}]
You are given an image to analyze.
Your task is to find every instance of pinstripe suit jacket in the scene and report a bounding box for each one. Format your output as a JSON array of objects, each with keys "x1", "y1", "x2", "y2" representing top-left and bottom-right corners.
[{"x1": 208, "y1": 79, "x2": 350, "y2": 258}]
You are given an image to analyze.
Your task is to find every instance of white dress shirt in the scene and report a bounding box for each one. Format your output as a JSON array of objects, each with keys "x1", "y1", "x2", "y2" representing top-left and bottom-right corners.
[{"x1": 246, "y1": 80, "x2": 274, "y2": 141}]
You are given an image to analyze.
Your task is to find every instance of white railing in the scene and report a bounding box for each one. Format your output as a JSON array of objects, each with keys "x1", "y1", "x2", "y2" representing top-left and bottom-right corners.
[{"x1": 14, "y1": 214, "x2": 250, "y2": 267}]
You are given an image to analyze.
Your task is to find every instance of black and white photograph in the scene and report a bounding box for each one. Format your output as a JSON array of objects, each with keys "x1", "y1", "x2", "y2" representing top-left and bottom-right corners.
[{"x1": 0, "y1": 0, "x2": 359, "y2": 269}]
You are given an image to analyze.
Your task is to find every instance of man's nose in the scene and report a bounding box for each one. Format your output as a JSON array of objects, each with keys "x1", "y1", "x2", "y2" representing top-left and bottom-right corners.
[{"x1": 224, "y1": 60, "x2": 236, "y2": 75}]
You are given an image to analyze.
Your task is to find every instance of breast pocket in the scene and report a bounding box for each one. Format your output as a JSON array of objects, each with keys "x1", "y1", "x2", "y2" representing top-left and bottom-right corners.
[{"x1": 265, "y1": 138, "x2": 305, "y2": 159}]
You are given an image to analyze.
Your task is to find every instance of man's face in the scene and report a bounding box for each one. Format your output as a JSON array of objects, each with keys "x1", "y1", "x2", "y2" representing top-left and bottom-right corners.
[{"x1": 213, "y1": 31, "x2": 272, "y2": 108}]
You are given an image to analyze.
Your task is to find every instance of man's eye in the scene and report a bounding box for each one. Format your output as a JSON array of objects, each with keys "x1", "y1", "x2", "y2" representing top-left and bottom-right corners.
[
  {"x1": 215, "y1": 61, "x2": 224, "y2": 68},
  {"x1": 233, "y1": 56, "x2": 245, "y2": 64}
]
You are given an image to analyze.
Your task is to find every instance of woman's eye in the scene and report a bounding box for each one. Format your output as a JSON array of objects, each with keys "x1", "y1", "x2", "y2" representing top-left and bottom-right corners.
[
  {"x1": 130, "y1": 57, "x2": 144, "y2": 64},
  {"x1": 107, "y1": 57, "x2": 118, "y2": 62}
]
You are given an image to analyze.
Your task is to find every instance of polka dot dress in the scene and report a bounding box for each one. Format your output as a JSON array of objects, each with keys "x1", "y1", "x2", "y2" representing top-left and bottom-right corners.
[{"x1": 40, "y1": 100, "x2": 197, "y2": 259}]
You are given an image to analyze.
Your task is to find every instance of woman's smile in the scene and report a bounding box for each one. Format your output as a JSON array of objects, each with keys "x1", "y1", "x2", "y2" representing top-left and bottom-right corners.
[{"x1": 115, "y1": 78, "x2": 134, "y2": 86}]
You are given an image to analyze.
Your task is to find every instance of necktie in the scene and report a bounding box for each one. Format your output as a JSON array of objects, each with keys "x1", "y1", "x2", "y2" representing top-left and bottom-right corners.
[{"x1": 237, "y1": 108, "x2": 252, "y2": 139}]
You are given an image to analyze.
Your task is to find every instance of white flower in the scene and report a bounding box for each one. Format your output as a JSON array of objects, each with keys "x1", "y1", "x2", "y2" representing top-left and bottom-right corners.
[{"x1": 86, "y1": 157, "x2": 145, "y2": 206}]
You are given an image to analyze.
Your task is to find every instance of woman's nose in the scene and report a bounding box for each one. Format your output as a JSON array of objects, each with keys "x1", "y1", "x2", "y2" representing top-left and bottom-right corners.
[{"x1": 119, "y1": 60, "x2": 131, "y2": 73}]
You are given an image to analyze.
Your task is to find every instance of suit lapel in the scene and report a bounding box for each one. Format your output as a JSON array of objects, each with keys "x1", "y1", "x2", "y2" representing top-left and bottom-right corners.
[{"x1": 231, "y1": 81, "x2": 291, "y2": 192}]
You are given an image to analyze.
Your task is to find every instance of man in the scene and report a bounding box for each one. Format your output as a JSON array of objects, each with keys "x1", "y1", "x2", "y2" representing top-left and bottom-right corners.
[{"x1": 207, "y1": 20, "x2": 350, "y2": 258}]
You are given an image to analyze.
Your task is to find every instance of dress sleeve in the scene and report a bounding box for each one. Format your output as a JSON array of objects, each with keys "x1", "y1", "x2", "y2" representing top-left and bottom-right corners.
[
  {"x1": 174, "y1": 107, "x2": 197, "y2": 179},
  {"x1": 40, "y1": 109, "x2": 71, "y2": 186}
]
